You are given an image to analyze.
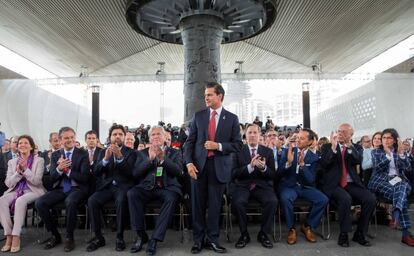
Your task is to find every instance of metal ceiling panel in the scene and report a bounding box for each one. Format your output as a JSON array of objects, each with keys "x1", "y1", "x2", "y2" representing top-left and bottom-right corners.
[{"x1": 0, "y1": 0, "x2": 413, "y2": 77}]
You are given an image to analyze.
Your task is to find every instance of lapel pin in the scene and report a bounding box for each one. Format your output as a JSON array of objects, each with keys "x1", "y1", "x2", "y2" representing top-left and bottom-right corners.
[{"x1": 223, "y1": 116, "x2": 226, "y2": 120}]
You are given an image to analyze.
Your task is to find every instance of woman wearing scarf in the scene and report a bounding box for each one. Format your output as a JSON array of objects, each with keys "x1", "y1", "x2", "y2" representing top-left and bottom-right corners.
[{"x1": 0, "y1": 135, "x2": 45, "y2": 252}]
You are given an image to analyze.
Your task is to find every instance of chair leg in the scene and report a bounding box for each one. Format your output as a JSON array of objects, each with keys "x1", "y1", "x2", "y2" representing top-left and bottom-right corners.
[
  {"x1": 325, "y1": 205, "x2": 331, "y2": 240},
  {"x1": 180, "y1": 204, "x2": 184, "y2": 243},
  {"x1": 277, "y1": 206, "x2": 282, "y2": 242}
]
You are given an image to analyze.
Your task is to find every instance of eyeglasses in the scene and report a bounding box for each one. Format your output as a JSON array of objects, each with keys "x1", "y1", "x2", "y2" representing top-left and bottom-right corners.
[{"x1": 267, "y1": 134, "x2": 277, "y2": 137}]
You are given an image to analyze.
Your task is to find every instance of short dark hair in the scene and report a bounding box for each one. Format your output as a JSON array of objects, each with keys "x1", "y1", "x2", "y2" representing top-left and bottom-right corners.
[
  {"x1": 246, "y1": 123, "x2": 260, "y2": 132},
  {"x1": 205, "y1": 82, "x2": 225, "y2": 101},
  {"x1": 85, "y1": 130, "x2": 98, "y2": 140},
  {"x1": 49, "y1": 132, "x2": 58, "y2": 142},
  {"x1": 17, "y1": 135, "x2": 36, "y2": 154},
  {"x1": 109, "y1": 124, "x2": 126, "y2": 138},
  {"x1": 58, "y1": 127, "x2": 76, "y2": 137},
  {"x1": 301, "y1": 128, "x2": 316, "y2": 141},
  {"x1": 382, "y1": 128, "x2": 399, "y2": 149}
]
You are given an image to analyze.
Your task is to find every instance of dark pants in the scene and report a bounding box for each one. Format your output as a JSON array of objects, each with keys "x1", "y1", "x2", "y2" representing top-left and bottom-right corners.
[
  {"x1": 35, "y1": 187, "x2": 87, "y2": 239},
  {"x1": 128, "y1": 187, "x2": 178, "y2": 241},
  {"x1": 87, "y1": 184, "x2": 129, "y2": 239},
  {"x1": 231, "y1": 186, "x2": 278, "y2": 235},
  {"x1": 191, "y1": 159, "x2": 226, "y2": 244},
  {"x1": 330, "y1": 183, "x2": 376, "y2": 234}
]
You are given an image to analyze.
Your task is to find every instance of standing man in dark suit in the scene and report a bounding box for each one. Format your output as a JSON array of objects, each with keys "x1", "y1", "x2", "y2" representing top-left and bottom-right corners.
[
  {"x1": 0, "y1": 151, "x2": 5, "y2": 195},
  {"x1": 231, "y1": 124, "x2": 277, "y2": 249},
  {"x1": 86, "y1": 124, "x2": 137, "y2": 252},
  {"x1": 35, "y1": 127, "x2": 90, "y2": 252},
  {"x1": 128, "y1": 125, "x2": 183, "y2": 255},
  {"x1": 41, "y1": 132, "x2": 61, "y2": 191},
  {"x1": 41, "y1": 132, "x2": 61, "y2": 172},
  {"x1": 278, "y1": 129, "x2": 328, "y2": 245},
  {"x1": 84, "y1": 130, "x2": 102, "y2": 194},
  {"x1": 320, "y1": 123, "x2": 375, "y2": 247},
  {"x1": 3, "y1": 136, "x2": 18, "y2": 166},
  {"x1": 184, "y1": 82, "x2": 243, "y2": 254}
]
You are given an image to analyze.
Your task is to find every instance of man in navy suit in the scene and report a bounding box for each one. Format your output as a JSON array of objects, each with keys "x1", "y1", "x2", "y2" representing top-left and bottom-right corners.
[
  {"x1": 184, "y1": 82, "x2": 242, "y2": 254},
  {"x1": 278, "y1": 129, "x2": 328, "y2": 245},
  {"x1": 128, "y1": 125, "x2": 182, "y2": 255},
  {"x1": 320, "y1": 123, "x2": 375, "y2": 247},
  {"x1": 35, "y1": 127, "x2": 90, "y2": 252},
  {"x1": 231, "y1": 124, "x2": 277, "y2": 249}
]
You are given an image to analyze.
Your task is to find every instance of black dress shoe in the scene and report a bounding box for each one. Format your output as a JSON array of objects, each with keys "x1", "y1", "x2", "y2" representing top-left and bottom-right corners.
[
  {"x1": 205, "y1": 241, "x2": 227, "y2": 253},
  {"x1": 352, "y1": 231, "x2": 371, "y2": 246},
  {"x1": 338, "y1": 232, "x2": 349, "y2": 247},
  {"x1": 235, "y1": 233, "x2": 250, "y2": 248},
  {"x1": 43, "y1": 235, "x2": 62, "y2": 250},
  {"x1": 130, "y1": 233, "x2": 149, "y2": 253},
  {"x1": 115, "y1": 238, "x2": 126, "y2": 251},
  {"x1": 64, "y1": 238, "x2": 75, "y2": 252},
  {"x1": 257, "y1": 231, "x2": 273, "y2": 249},
  {"x1": 146, "y1": 239, "x2": 157, "y2": 256},
  {"x1": 191, "y1": 242, "x2": 203, "y2": 254},
  {"x1": 86, "y1": 236, "x2": 106, "y2": 252}
]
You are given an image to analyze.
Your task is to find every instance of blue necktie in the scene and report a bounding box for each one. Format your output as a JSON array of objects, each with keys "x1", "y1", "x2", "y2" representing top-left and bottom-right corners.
[{"x1": 63, "y1": 152, "x2": 72, "y2": 193}]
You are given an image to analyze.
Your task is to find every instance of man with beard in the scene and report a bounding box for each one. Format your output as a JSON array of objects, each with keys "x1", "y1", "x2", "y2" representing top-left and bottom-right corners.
[{"x1": 86, "y1": 124, "x2": 137, "y2": 252}]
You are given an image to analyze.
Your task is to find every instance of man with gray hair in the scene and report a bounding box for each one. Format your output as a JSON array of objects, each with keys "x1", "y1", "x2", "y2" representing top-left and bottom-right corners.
[
  {"x1": 320, "y1": 123, "x2": 375, "y2": 248},
  {"x1": 128, "y1": 125, "x2": 183, "y2": 255}
]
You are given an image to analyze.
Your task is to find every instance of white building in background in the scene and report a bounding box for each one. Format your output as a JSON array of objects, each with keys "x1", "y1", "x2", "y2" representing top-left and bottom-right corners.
[
  {"x1": 312, "y1": 73, "x2": 414, "y2": 140},
  {"x1": 0, "y1": 80, "x2": 111, "y2": 150},
  {"x1": 273, "y1": 93, "x2": 302, "y2": 126}
]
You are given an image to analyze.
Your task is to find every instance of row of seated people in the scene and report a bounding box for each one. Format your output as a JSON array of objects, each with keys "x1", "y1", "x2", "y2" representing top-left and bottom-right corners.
[{"x1": 0, "y1": 122, "x2": 413, "y2": 255}]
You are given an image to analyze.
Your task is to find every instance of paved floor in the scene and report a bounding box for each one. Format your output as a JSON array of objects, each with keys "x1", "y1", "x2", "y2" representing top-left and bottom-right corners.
[{"x1": 2, "y1": 223, "x2": 413, "y2": 256}]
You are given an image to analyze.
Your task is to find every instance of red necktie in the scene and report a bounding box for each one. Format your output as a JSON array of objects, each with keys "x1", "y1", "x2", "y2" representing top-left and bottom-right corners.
[
  {"x1": 208, "y1": 110, "x2": 217, "y2": 157},
  {"x1": 340, "y1": 146, "x2": 348, "y2": 188}
]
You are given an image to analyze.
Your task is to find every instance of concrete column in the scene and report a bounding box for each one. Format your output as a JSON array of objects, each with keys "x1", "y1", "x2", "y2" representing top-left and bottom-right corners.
[{"x1": 180, "y1": 14, "x2": 224, "y2": 122}]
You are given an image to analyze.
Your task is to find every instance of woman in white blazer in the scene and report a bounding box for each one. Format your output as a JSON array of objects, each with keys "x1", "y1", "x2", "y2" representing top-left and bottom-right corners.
[{"x1": 0, "y1": 135, "x2": 46, "y2": 253}]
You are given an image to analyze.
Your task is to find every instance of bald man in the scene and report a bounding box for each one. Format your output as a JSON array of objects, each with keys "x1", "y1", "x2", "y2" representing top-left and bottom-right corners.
[{"x1": 320, "y1": 123, "x2": 375, "y2": 248}]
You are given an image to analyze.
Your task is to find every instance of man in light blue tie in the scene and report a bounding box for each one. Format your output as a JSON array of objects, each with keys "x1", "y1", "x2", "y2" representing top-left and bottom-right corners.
[{"x1": 36, "y1": 127, "x2": 90, "y2": 252}]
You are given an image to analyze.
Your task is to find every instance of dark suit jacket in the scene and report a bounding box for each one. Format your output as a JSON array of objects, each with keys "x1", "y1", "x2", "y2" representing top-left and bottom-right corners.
[
  {"x1": 231, "y1": 144, "x2": 275, "y2": 191},
  {"x1": 319, "y1": 143, "x2": 363, "y2": 196},
  {"x1": 49, "y1": 147, "x2": 90, "y2": 194},
  {"x1": 278, "y1": 148, "x2": 319, "y2": 189},
  {"x1": 0, "y1": 154, "x2": 6, "y2": 194},
  {"x1": 133, "y1": 147, "x2": 183, "y2": 196},
  {"x1": 3, "y1": 151, "x2": 12, "y2": 166},
  {"x1": 88, "y1": 147, "x2": 103, "y2": 172},
  {"x1": 94, "y1": 146, "x2": 137, "y2": 191},
  {"x1": 184, "y1": 108, "x2": 243, "y2": 183}
]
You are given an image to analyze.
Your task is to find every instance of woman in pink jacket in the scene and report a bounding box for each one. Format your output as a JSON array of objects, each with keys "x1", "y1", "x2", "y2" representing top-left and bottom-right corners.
[{"x1": 0, "y1": 135, "x2": 46, "y2": 252}]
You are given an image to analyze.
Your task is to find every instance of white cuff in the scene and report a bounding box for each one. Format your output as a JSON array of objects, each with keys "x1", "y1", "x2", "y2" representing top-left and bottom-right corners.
[{"x1": 247, "y1": 164, "x2": 254, "y2": 173}]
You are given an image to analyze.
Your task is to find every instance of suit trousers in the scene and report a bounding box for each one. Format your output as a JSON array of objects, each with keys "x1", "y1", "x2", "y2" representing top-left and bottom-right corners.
[
  {"x1": 35, "y1": 187, "x2": 87, "y2": 239},
  {"x1": 0, "y1": 191, "x2": 40, "y2": 236},
  {"x1": 87, "y1": 184, "x2": 129, "y2": 239},
  {"x1": 231, "y1": 186, "x2": 278, "y2": 235},
  {"x1": 279, "y1": 185, "x2": 328, "y2": 230},
  {"x1": 127, "y1": 186, "x2": 179, "y2": 241},
  {"x1": 330, "y1": 183, "x2": 376, "y2": 234},
  {"x1": 374, "y1": 179, "x2": 411, "y2": 229},
  {"x1": 191, "y1": 158, "x2": 226, "y2": 244}
]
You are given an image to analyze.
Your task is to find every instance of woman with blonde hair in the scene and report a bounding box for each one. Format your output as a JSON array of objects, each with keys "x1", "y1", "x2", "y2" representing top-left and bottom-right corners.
[{"x1": 0, "y1": 135, "x2": 46, "y2": 252}]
